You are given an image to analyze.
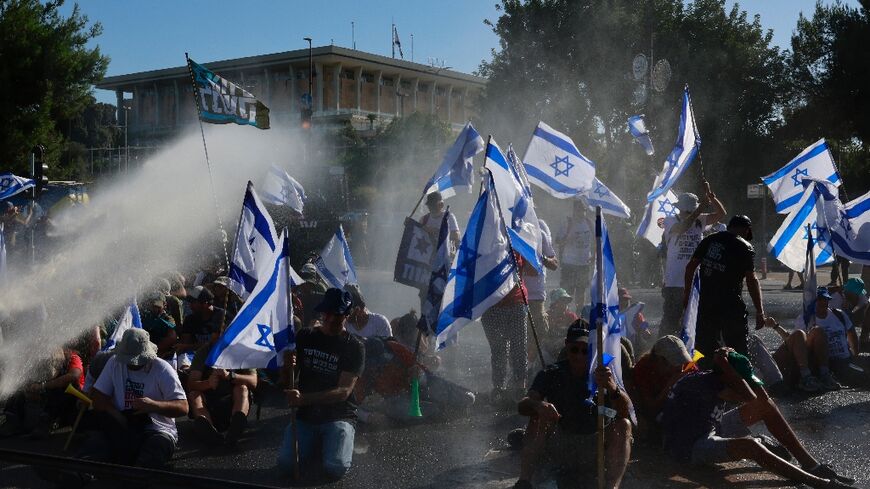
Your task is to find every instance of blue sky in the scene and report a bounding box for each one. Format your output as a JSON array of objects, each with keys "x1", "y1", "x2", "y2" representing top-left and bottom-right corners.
[{"x1": 62, "y1": 1, "x2": 858, "y2": 105}]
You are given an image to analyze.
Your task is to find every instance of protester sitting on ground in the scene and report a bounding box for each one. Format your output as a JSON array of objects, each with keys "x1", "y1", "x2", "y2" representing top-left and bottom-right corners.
[
  {"x1": 278, "y1": 288, "x2": 365, "y2": 481},
  {"x1": 834, "y1": 278, "x2": 869, "y2": 352},
  {"x1": 618, "y1": 287, "x2": 652, "y2": 353},
  {"x1": 176, "y1": 286, "x2": 225, "y2": 363},
  {"x1": 82, "y1": 328, "x2": 188, "y2": 470},
  {"x1": 207, "y1": 276, "x2": 242, "y2": 322},
  {"x1": 792, "y1": 286, "x2": 866, "y2": 387},
  {"x1": 153, "y1": 277, "x2": 183, "y2": 328},
  {"x1": 344, "y1": 284, "x2": 392, "y2": 338},
  {"x1": 756, "y1": 314, "x2": 832, "y2": 392},
  {"x1": 186, "y1": 337, "x2": 257, "y2": 445},
  {"x1": 546, "y1": 288, "x2": 578, "y2": 333},
  {"x1": 660, "y1": 347, "x2": 855, "y2": 488},
  {"x1": 390, "y1": 310, "x2": 440, "y2": 370},
  {"x1": 354, "y1": 336, "x2": 474, "y2": 423},
  {"x1": 628, "y1": 336, "x2": 696, "y2": 430},
  {"x1": 139, "y1": 291, "x2": 178, "y2": 365},
  {"x1": 0, "y1": 345, "x2": 84, "y2": 438},
  {"x1": 512, "y1": 322, "x2": 633, "y2": 489}
]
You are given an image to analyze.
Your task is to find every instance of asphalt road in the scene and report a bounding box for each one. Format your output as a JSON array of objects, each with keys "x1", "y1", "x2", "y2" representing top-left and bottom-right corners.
[{"x1": 2, "y1": 270, "x2": 869, "y2": 489}]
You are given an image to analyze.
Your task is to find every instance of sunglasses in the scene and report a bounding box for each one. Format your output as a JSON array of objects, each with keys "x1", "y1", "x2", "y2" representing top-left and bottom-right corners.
[{"x1": 568, "y1": 345, "x2": 588, "y2": 355}]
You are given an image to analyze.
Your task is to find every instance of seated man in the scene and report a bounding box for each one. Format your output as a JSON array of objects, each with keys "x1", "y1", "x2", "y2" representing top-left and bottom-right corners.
[
  {"x1": 278, "y1": 288, "x2": 365, "y2": 481},
  {"x1": 629, "y1": 335, "x2": 695, "y2": 426},
  {"x1": 836, "y1": 278, "x2": 869, "y2": 352},
  {"x1": 618, "y1": 288, "x2": 652, "y2": 353},
  {"x1": 763, "y1": 315, "x2": 830, "y2": 392},
  {"x1": 513, "y1": 323, "x2": 633, "y2": 489},
  {"x1": 140, "y1": 292, "x2": 178, "y2": 365},
  {"x1": 83, "y1": 328, "x2": 188, "y2": 470},
  {"x1": 176, "y1": 286, "x2": 225, "y2": 366},
  {"x1": 660, "y1": 347, "x2": 854, "y2": 488},
  {"x1": 187, "y1": 338, "x2": 258, "y2": 445},
  {"x1": 344, "y1": 284, "x2": 392, "y2": 338}
]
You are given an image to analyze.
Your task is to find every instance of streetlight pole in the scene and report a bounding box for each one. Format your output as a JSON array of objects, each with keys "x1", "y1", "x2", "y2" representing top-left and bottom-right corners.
[
  {"x1": 304, "y1": 37, "x2": 313, "y2": 113},
  {"x1": 124, "y1": 106, "x2": 129, "y2": 173}
]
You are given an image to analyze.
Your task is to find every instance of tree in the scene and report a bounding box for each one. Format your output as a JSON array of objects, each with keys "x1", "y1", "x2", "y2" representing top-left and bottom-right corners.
[{"x1": 0, "y1": 0, "x2": 108, "y2": 179}]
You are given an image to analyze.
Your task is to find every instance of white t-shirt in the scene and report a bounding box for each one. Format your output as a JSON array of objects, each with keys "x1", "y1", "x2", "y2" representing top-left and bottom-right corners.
[
  {"x1": 795, "y1": 308, "x2": 854, "y2": 360},
  {"x1": 347, "y1": 312, "x2": 393, "y2": 338},
  {"x1": 662, "y1": 214, "x2": 712, "y2": 288},
  {"x1": 557, "y1": 217, "x2": 592, "y2": 266},
  {"x1": 422, "y1": 211, "x2": 459, "y2": 236},
  {"x1": 93, "y1": 356, "x2": 187, "y2": 442},
  {"x1": 524, "y1": 219, "x2": 555, "y2": 301}
]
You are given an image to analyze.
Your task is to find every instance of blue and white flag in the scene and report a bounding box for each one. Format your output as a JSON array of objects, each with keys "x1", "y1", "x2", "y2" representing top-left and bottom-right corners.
[
  {"x1": 229, "y1": 182, "x2": 279, "y2": 300},
  {"x1": 0, "y1": 223, "x2": 6, "y2": 288},
  {"x1": 260, "y1": 164, "x2": 306, "y2": 215},
  {"x1": 315, "y1": 224, "x2": 358, "y2": 289},
  {"x1": 208, "y1": 230, "x2": 294, "y2": 369},
  {"x1": 636, "y1": 189, "x2": 679, "y2": 246},
  {"x1": 762, "y1": 139, "x2": 841, "y2": 214},
  {"x1": 811, "y1": 181, "x2": 870, "y2": 266},
  {"x1": 435, "y1": 182, "x2": 517, "y2": 350},
  {"x1": 628, "y1": 115, "x2": 655, "y2": 156},
  {"x1": 485, "y1": 140, "x2": 543, "y2": 273},
  {"x1": 418, "y1": 209, "x2": 453, "y2": 335},
  {"x1": 768, "y1": 182, "x2": 834, "y2": 272},
  {"x1": 0, "y1": 173, "x2": 35, "y2": 201},
  {"x1": 680, "y1": 270, "x2": 700, "y2": 356},
  {"x1": 523, "y1": 121, "x2": 596, "y2": 199},
  {"x1": 580, "y1": 178, "x2": 631, "y2": 219},
  {"x1": 646, "y1": 87, "x2": 700, "y2": 202},
  {"x1": 103, "y1": 300, "x2": 142, "y2": 351},
  {"x1": 423, "y1": 122, "x2": 485, "y2": 199},
  {"x1": 802, "y1": 224, "x2": 818, "y2": 326}
]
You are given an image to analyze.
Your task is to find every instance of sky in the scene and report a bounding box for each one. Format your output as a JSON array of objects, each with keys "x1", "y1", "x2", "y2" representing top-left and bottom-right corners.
[{"x1": 60, "y1": 0, "x2": 859, "y2": 105}]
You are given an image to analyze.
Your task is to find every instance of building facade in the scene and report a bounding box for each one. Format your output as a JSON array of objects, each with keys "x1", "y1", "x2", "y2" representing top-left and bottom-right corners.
[{"x1": 96, "y1": 45, "x2": 487, "y2": 144}]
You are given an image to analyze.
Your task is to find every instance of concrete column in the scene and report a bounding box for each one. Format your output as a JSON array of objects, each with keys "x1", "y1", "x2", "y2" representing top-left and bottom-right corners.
[
  {"x1": 354, "y1": 67, "x2": 363, "y2": 112},
  {"x1": 264, "y1": 68, "x2": 271, "y2": 106},
  {"x1": 332, "y1": 63, "x2": 342, "y2": 112},
  {"x1": 315, "y1": 62, "x2": 324, "y2": 113},
  {"x1": 132, "y1": 85, "x2": 139, "y2": 130},
  {"x1": 173, "y1": 80, "x2": 180, "y2": 126},
  {"x1": 394, "y1": 74, "x2": 402, "y2": 116},
  {"x1": 462, "y1": 87, "x2": 469, "y2": 122},
  {"x1": 411, "y1": 78, "x2": 419, "y2": 111},
  {"x1": 430, "y1": 81, "x2": 437, "y2": 114},
  {"x1": 374, "y1": 70, "x2": 382, "y2": 115},
  {"x1": 115, "y1": 90, "x2": 124, "y2": 121},
  {"x1": 446, "y1": 85, "x2": 454, "y2": 123},
  {"x1": 289, "y1": 64, "x2": 296, "y2": 112},
  {"x1": 153, "y1": 83, "x2": 160, "y2": 128}
]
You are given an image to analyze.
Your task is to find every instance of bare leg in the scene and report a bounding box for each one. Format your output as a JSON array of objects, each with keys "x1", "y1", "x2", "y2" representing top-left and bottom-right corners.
[
  {"x1": 232, "y1": 385, "x2": 250, "y2": 415},
  {"x1": 786, "y1": 330, "x2": 811, "y2": 370},
  {"x1": 518, "y1": 416, "x2": 552, "y2": 482},
  {"x1": 726, "y1": 437, "x2": 830, "y2": 488},
  {"x1": 604, "y1": 418, "x2": 632, "y2": 489},
  {"x1": 807, "y1": 327, "x2": 830, "y2": 370},
  {"x1": 738, "y1": 389, "x2": 818, "y2": 468},
  {"x1": 189, "y1": 391, "x2": 211, "y2": 422}
]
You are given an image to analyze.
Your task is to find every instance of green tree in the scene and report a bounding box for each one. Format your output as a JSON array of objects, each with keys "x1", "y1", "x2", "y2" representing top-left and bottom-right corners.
[{"x1": 0, "y1": 0, "x2": 108, "y2": 179}]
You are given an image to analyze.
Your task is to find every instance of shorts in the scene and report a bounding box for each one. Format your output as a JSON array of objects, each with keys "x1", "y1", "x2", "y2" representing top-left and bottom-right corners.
[
  {"x1": 690, "y1": 409, "x2": 747, "y2": 465},
  {"x1": 545, "y1": 428, "x2": 597, "y2": 469}
]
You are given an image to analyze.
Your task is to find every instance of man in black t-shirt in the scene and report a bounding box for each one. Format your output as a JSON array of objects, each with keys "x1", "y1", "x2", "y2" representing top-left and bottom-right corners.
[
  {"x1": 685, "y1": 215, "x2": 766, "y2": 356},
  {"x1": 512, "y1": 323, "x2": 633, "y2": 489},
  {"x1": 176, "y1": 286, "x2": 226, "y2": 361},
  {"x1": 277, "y1": 288, "x2": 365, "y2": 481}
]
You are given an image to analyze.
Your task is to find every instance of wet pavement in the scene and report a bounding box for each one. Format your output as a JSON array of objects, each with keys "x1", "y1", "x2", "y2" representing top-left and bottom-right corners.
[{"x1": 2, "y1": 271, "x2": 869, "y2": 488}]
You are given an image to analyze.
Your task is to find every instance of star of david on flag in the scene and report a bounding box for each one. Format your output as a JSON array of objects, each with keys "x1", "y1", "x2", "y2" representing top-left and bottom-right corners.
[
  {"x1": 658, "y1": 197, "x2": 677, "y2": 217},
  {"x1": 0, "y1": 173, "x2": 35, "y2": 201},
  {"x1": 551, "y1": 156, "x2": 574, "y2": 177},
  {"x1": 768, "y1": 181, "x2": 834, "y2": 272},
  {"x1": 791, "y1": 168, "x2": 809, "y2": 187},
  {"x1": 315, "y1": 224, "x2": 358, "y2": 289},
  {"x1": 423, "y1": 121, "x2": 485, "y2": 199},
  {"x1": 259, "y1": 164, "x2": 306, "y2": 215},
  {"x1": 810, "y1": 179, "x2": 870, "y2": 266},
  {"x1": 762, "y1": 139, "x2": 841, "y2": 214},
  {"x1": 229, "y1": 182, "x2": 279, "y2": 300},
  {"x1": 522, "y1": 121, "x2": 595, "y2": 199},
  {"x1": 636, "y1": 189, "x2": 679, "y2": 245},
  {"x1": 255, "y1": 324, "x2": 274, "y2": 350},
  {"x1": 579, "y1": 177, "x2": 631, "y2": 219}
]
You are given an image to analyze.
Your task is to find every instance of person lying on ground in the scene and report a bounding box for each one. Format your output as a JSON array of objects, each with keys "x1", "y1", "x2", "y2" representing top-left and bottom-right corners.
[
  {"x1": 512, "y1": 322, "x2": 633, "y2": 489},
  {"x1": 660, "y1": 347, "x2": 855, "y2": 488}
]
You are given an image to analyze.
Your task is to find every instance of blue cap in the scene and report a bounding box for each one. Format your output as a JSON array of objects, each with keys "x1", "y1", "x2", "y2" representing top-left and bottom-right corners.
[{"x1": 816, "y1": 286, "x2": 833, "y2": 300}]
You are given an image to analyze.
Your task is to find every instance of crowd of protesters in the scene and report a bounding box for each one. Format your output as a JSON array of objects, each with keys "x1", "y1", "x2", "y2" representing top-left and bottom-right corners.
[{"x1": 0, "y1": 188, "x2": 868, "y2": 489}]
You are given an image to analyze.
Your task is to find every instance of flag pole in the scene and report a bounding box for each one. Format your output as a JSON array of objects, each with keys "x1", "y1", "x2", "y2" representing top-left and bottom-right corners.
[
  {"x1": 685, "y1": 84, "x2": 706, "y2": 183},
  {"x1": 185, "y1": 53, "x2": 230, "y2": 273},
  {"x1": 483, "y1": 137, "x2": 546, "y2": 369},
  {"x1": 594, "y1": 205, "x2": 606, "y2": 489},
  {"x1": 281, "y1": 228, "x2": 300, "y2": 480}
]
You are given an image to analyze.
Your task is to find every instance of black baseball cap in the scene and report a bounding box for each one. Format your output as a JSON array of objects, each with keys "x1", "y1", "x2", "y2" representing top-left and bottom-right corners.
[
  {"x1": 314, "y1": 288, "x2": 354, "y2": 315},
  {"x1": 565, "y1": 320, "x2": 590, "y2": 344},
  {"x1": 728, "y1": 215, "x2": 753, "y2": 240}
]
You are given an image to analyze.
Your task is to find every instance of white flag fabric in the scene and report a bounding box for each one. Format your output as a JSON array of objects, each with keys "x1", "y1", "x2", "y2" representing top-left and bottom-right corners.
[
  {"x1": 628, "y1": 115, "x2": 655, "y2": 156},
  {"x1": 762, "y1": 139, "x2": 841, "y2": 214},
  {"x1": 580, "y1": 178, "x2": 631, "y2": 219},
  {"x1": 522, "y1": 121, "x2": 596, "y2": 199},
  {"x1": 636, "y1": 189, "x2": 679, "y2": 246},
  {"x1": 768, "y1": 182, "x2": 835, "y2": 272},
  {"x1": 423, "y1": 122, "x2": 485, "y2": 199},
  {"x1": 315, "y1": 224, "x2": 358, "y2": 289},
  {"x1": 229, "y1": 182, "x2": 279, "y2": 300},
  {"x1": 485, "y1": 139, "x2": 543, "y2": 273},
  {"x1": 259, "y1": 164, "x2": 306, "y2": 215},
  {"x1": 680, "y1": 270, "x2": 700, "y2": 356},
  {"x1": 812, "y1": 181, "x2": 870, "y2": 266},
  {"x1": 646, "y1": 87, "x2": 700, "y2": 202},
  {"x1": 435, "y1": 181, "x2": 517, "y2": 350},
  {"x1": 0, "y1": 173, "x2": 35, "y2": 201},
  {"x1": 103, "y1": 301, "x2": 142, "y2": 351},
  {"x1": 208, "y1": 230, "x2": 294, "y2": 369}
]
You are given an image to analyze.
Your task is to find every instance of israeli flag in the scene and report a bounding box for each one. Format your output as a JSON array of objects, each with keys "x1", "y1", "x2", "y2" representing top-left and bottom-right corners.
[
  {"x1": 812, "y1": 181, "x2": 870, "y2": 266},
  {"x1": 229, "y1": 182, "x2": 279, "y2": 300},
  {"x1": 762, "y1": 139, "x2": 841, "y2": 214},
  {"x1": 418, "y1": 209, "x2": 453, "y2": 335},
  {"x1": 636, "y1": 189, "x2": 679, "y2": 246},
  {"x1": 628, "y1": 115, "x2": 655, "y2": 156},
  {"x1": 259, "y1": 164, "x2": 306, "y2": 215},
  {"x1": 522, "y1": 121, "x2": 596, "y2": 199},
  {"x1": 423, "y1": 122, "x2": 485, "y2": 199},
  {"x1": 802, "y1": 225, "x2": 818, "y2": 326},
  {"x1": 680, "y1": 270, "x2": 700, "y2": 356},
  {"x1": 485, "y1": 139, "x2": 543, "y2": 273},
  {"x1": 103, "y1": 300, "x2": 142, "y2": 351},
  {"x1": 208, "y1": 230, "x2": 294, "y2": 369},
  {"x1": 580, "y1": 178, "x2": 631, "y2": 219},
  {"x1": 0, "y1": 173, "x2": 35, "y2": 201},
  {"x1": 435, "y1": 181, "x2": 517, "y2": 350},
  {"x1": 646, "y1": 87, "x2": 700, "y2": 202},
  {"x1": 0, "y1": 223, "x2": 6, "y2": 288},
  {"x1": 315, "y1": 224, "x2": 358, "y2": 289},
  {"x1": 768, "y1": 182, "x2": 834, "y2": 272}
]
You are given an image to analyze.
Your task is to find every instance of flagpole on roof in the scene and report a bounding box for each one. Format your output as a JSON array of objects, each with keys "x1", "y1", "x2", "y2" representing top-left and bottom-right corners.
[
  {"x1": 594, "y1": 205, "x2": 606, "y2": 489},
  {"x1": 185, "y1": 52, "x2": 230, "y2": 273},
  {"x1": 483, "y1": 136, "x2": 547, "y2": 368}
]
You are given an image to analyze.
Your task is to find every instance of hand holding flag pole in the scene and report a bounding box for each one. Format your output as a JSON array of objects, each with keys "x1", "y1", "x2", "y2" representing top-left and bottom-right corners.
[
  {"x1": 63, "y1": 384, "x2": 92, "y2": 451},
  {"x1": 594, "y1": 206, "x2": 606, "y2": 489}
]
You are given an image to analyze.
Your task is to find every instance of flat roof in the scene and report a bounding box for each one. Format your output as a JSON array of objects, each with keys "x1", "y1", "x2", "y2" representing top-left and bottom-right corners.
[{"x1": 96, "y1": 45, "x2": 486, "y2": 91}]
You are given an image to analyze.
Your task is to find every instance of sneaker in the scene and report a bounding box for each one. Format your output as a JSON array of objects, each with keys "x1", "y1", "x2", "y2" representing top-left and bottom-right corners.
[
  {"x1": 513, "y1": 479, "x2": 534, "y2": 489},
  {"x1": 224, "y1": 411, "x2": 247, "y2": 446},
  {"x1": 809, "y1": 463, "x2": 856, "y2": 484},
  {"x1": 819, "y1": 372, "x2": 843, "y2": 391},
  {"x1": 753, "y1": 434, "x2": 792, "y2": 461},
  {"x1": 193, "y1": 415, "x2": 224, "y2": 444},
  {"x1": 798, "y1": 375, "x2": 822, "y2": 393}
]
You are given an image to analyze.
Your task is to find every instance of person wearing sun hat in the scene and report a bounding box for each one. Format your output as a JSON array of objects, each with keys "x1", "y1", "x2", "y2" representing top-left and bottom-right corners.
[{"x1": 837, "y1": 278, "x2": 869, "y2": 352}]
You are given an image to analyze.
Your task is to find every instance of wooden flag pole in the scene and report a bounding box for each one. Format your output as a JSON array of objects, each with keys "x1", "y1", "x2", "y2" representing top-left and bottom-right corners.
[{"x1": 594, "y1": 205, "x2": 606, "y2": 489}]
